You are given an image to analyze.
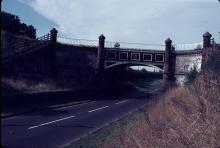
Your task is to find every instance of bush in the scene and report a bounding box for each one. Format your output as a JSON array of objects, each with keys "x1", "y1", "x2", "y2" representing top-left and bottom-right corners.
[
  {"x1": 205, "y1": 48, "x2": 220, "y2": 72},
  {"x1": 185, "y1": 64, "x2": 199, "y2": 85},
  {"x1": 1, "y1": 11, "x2": 36, "y2": 38}
]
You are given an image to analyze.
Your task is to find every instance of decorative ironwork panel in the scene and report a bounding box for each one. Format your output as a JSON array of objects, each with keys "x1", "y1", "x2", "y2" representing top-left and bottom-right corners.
[
  {"x1": 143, "y1": 53, "x2": 152, "y2": 61},
  {"x1": 119, "y1": 52, "x2": 129, "y2": 60},
  {"x1": 155, "y1": 54, "x2": 164, "y2": 62},
  {"x1": 131, "y1": 53, "x2": 140, "y2": 61},
  {"x1": 106, "y1": 51, "x2": 116, "y2": 60}
]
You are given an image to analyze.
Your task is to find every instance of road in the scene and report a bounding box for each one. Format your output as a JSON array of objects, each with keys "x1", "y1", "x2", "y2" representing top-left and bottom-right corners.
[{"x1": 1, "y1": 96, "x2": 153, "y2": 148}]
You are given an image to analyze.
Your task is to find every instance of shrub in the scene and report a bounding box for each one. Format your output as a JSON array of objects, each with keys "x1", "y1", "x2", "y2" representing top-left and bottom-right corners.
[
  {"x1": 205, "y1": 48, "x2": 220, "y2": 72},
  {"x1": 1, "y1": 11, "x2": 36, "y2": 38},
  {"x1": 185, "y1": 64, "x2": 199, "y2": 85}
]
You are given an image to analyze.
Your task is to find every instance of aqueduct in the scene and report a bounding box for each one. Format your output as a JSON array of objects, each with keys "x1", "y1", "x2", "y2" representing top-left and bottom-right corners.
[
  {"x1": 96, "y1": 32, "x2": 214, "y2": 82},
  {"x1": 1, "y1": 28, "x2": 217, "y2": 84}
]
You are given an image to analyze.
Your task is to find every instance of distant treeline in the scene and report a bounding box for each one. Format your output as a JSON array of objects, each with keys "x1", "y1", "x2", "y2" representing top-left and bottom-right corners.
[{"x1": 1, "y1": 11, "x2": 36, "y2": 39}]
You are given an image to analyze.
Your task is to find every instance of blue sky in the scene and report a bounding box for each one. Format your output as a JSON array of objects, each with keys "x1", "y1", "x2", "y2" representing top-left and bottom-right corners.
[{"x1": 2, "y1": 0, "x2": 220, "y2": 46}]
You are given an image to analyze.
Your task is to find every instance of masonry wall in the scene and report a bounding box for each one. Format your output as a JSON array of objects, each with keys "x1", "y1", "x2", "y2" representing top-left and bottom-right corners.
[
  {"x1": 175, "y1": 54, "x2": 202, "y2": 74},
  {"x1": 1, "y1": 30, "x2": 33, "y2": 50},
  {"x1": 1, "y1": 31, "x2": 98, "y2": 83},
  {"x1": 56, "y1": 43, "x2": 97, "y2": 84},
  {"x1": 1, "y1": 45, "x2": 55, "y2": 79},
  {"x1": 1, "y1": 31, "x2": 56, "y2": 79}
]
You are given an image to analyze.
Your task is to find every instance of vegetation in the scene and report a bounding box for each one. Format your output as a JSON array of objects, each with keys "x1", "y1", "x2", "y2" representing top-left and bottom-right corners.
[
  {"x1": 205, "y1": 49, "x2": 220, "y2": 72},
  {"x1": 68, "y1": 71, "x2": 220, "y2": 148},
  {"x1": 116, "y1": 67, "x2": 162, "y2": 80},
  {"x1": 185, "y1": 64, "x2": 199, "y2": 85},
  {"x1": 67, "y1": 45, "x2": 220, "y2": 147},
  {"x1": 1, "y1": 11, "x2": 36, "y2": 38}
]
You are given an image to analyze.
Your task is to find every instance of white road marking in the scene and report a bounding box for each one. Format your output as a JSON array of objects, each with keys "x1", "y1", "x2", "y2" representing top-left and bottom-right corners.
[
  {"x1": 115, "y1": 100, "x2": 128, "y2": 105},
  {"x1": 88, "y1": 106, "x2": 109, "y2": 113},
  {"x1": 28, "y1": 115, "x2": 75, "y2": 130},
  {"x1": 56, "y1": 101, "x2": 97, "y2": 110}
]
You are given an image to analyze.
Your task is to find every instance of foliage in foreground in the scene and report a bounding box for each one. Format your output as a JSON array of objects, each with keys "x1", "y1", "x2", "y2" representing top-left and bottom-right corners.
[
  {"x1": 185, "y1": 64, "x2": 199, "y2": 85},
  {"x1": 69, "y1": 71, "x2": 220, "y2": 148}
]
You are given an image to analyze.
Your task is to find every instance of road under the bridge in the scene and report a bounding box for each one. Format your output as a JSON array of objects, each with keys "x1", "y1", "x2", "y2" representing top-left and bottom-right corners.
[{"x1": 1, "y1": 78, "x2": 163, "y2": 148}]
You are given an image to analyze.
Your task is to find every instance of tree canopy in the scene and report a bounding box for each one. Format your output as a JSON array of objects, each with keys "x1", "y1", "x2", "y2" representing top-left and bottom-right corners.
[{"x1": 1, "y1": 11, "x2": 36, "y2": 39}]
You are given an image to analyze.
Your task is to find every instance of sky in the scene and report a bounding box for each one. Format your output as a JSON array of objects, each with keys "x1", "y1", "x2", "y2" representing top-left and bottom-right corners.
[{"x1": 2, "y1": 0, "x2": 220, "y2": 46}]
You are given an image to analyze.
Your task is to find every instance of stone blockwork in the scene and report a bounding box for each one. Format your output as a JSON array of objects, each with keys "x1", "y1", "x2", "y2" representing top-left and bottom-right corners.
[
  {"x1": 96, "y1": 32, "x2": 216, "y2": 84},
  {"x1": 2, "y1": 44, "x2": 55, "y2": 79},
  {"x1": 1, "y1": 28, "x2": 59, "y2": 80},
  {"x1": 175, "y1": 54, "x2": 202, "y2": 74},
  {"x1": 2, "y1": 29, "x2": 217, "y2": 85},
  {"x1": 56, "y1": 43, "x2": 97, "y2": 83},
  {"x1": 1, "y1": 29, "x2": 98, "y2": 83},
  {"x1": 163, "y1": 38, "x2": 176, "y2": 82}
]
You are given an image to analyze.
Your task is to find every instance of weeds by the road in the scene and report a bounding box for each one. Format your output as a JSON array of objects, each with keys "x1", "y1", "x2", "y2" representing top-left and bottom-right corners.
[
  {"x1": 68, "y1": 71, "x2": 220, "y2": 148},
  {"x1": 1, "y1": 77, "x2": 83, "y2": 96}
]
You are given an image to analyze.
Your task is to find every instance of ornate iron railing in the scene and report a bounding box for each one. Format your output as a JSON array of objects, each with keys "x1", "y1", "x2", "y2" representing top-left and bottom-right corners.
[
  {"x1": 2, "y1": 34, "x2": 51, "y2": 63},
  {"x1": 173, "y1": 42, "x2": 203, "y2": 50},
  {"x1": 57, "y1": 36, "x2": 98, "y2": 47},
  {"x1": 105, "y1": 41, "x2": 165, "y2": 50},
  {"x1": 37, "y1": 33, "x2": 51, "y2": 41},
  {"x1": 57, "y1": 36, "x2": 165, "y2": 50}
]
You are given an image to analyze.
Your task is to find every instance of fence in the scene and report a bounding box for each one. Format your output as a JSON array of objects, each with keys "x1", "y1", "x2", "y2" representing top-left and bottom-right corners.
[
  {"x1": 57, "y1": 36, "x2": 165, "y2": 50},
  {"x1": 173, "y1": 42, "x2": 203, "y2": 50},
  {"x1": 2, "y1": 34, "x2": 50, "y2": 63},
  {"x1": 57, "y1": 36, "x2": 98, "y2": 47},
  {"x1": 105, "y1": 41, "x2": 165, "y2": 50},
  {"x1": 37, "y1": 33, "x2": 51, "y2": 41}
]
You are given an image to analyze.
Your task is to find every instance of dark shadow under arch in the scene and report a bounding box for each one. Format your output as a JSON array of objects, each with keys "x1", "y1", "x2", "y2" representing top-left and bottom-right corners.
[{"x1": 104, "y1": 62, "x2": 164, "y2": 72}]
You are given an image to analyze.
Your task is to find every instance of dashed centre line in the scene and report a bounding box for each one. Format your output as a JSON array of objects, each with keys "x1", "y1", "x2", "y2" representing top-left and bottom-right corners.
[
  {"x1": 28, "y1": 100, "x2": 128, "y2": 130},
  {"x1": 88, "y1": 106, "x2": 109, "y2": 113},
  {"x1": 28, "y1": 115, "x2": 75, "y2": 130},
  {"x1": 115, "y1": 100, "x2": 128, "y2": 105}
]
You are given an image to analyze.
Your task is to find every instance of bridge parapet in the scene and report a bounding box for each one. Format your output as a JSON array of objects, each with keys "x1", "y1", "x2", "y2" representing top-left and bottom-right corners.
[
  {"x1": 175, "y1": 49, "x2": 202, "y2": 56},
  {"x1": 56, "y1": 36, "x2": 166, "y2": 51},
  {"x1": 105, "y1": 41, "x2": 165, "y2": 50},
  {"x1": 104, "y1": 49, "x2": 165, "y2": 69},
  {"x1": 57, "y1": 36, "x2": 99, "y2": 47},
  {"x1": 1, "y1": 28, "x2": 57, "y2": 64},
  {"x1": 54, "y1": 31, "x2": 215, "y2": 84},
  {"x1": 173, "y1": 42, "x2": 203, "y2": 50},
  {"x1": 37, "y1": 33, "x2": 51, "y2": 41}
]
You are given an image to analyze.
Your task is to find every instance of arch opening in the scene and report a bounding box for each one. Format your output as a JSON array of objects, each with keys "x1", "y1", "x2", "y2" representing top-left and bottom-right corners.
[{"x1": 104, "y1": 62, "x2": 164, "y2": 72}]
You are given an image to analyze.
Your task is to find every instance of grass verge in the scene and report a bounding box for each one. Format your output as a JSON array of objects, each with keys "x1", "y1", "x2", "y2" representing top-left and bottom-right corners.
[{"x1": 66, "y1": 72, "x2": 220, "y2": 148}]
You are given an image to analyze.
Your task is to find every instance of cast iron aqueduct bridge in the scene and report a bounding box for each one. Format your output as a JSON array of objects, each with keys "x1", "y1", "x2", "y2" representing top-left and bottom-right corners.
[{"x1": 2, "y1": 28, "x2": 217, "y2": 83}]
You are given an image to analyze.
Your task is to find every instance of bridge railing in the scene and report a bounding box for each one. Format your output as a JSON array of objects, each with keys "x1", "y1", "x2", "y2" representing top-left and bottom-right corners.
[
  {"x1": 57, "y1": 36, "x2": 166, "y2": 50},
  {"x1": 173, "y1": 42, "x2": 203, "y2": 50},
  {"x1": 57, "y1": 36, "x2": 98, "y2": 47},
  {"x1": 37, "y1": 33, "x2": 51, "y2": 41},
  {"x1": 105, "y1": 41, "x2": 165, "y2": 50},
  {"x1": 2, "y1": 34, "x2": 50, "y2": 63}
]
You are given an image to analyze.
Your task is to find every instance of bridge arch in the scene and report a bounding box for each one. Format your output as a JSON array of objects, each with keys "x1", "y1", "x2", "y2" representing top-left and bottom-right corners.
[{"x1": 104, "y1": 61, "x2": 164, "y2": 72}]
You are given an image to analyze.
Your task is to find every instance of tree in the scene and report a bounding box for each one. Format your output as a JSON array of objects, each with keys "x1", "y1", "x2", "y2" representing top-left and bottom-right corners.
[
  {"x1": 26, "y1": 25, "x2": 36, "y2": 38},
  {"x1": 1, "y1": 11, "x2": 36, "y2": 38}
]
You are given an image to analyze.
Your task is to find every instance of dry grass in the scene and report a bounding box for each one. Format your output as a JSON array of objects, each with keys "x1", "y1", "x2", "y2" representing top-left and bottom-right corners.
[
  {"x1": 69, "y1": 72, "x2": 220, "y2": 148},
  {"x1": 1, "y1": 77, "x2": 74, "y2": 95},
  {"x1": 106, "y1": 73, "x2": 220, "y2": 148}
]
